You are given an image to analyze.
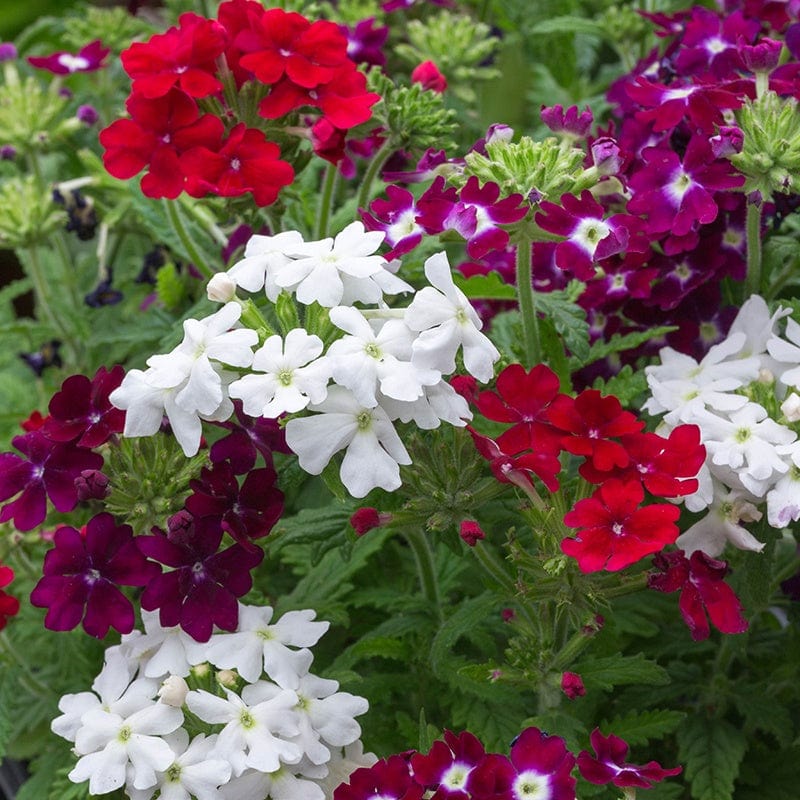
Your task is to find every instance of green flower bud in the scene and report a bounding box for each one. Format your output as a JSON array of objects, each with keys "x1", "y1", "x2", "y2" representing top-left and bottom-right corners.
[
  {"x1": 464, "y1": 135, "x2": 586, "y2": 204},
  {"x1": 0, "y1": 176, "x2": 65, "y2": 248},
  {"x1": 731, "y1": 90, "x2": 800, "y2": 200}
]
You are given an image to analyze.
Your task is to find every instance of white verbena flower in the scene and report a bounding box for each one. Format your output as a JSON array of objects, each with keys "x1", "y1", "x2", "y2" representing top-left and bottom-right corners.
[
  {"x1": 229, "y1": 329, "x2": 331, "y2": 418},
  {"x1": 768, "y1": 317, "x2": 800, "y2": 390},
  {"x1": 273, "y1": 222, "x2": 387, "y2": 307},
  {"x1": 676, "y1": 489, "x2": 764, "y2": 556},
  {"x1": 285, "y1": 386, "x2": 412, "y2": 497},
  {"x1": 227, "y1": 230, "x2": 306, "y2": 301},
  {"x1": 404, "y1": 252, "x2": 499, "y2": 382},
  {"x1": 204, "y1": 604, "x2": 330, "y2": 687},
  {"x1": 220, "y1": 767, "x2": 324, "y2": 800}
]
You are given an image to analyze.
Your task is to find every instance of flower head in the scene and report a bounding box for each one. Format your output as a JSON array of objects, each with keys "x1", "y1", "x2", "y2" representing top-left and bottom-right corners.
[{"x1": 28, "y1": 39, "x2": 109, "y2": 74}]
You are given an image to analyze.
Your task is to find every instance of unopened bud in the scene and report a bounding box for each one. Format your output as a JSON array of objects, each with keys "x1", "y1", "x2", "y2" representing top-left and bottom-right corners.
[
  {"x1": 411, "y1": 61, "x2": 447, "y2": 93},
  {"x1": 74, "y1": 469, "x2": 109, "y2": 501},
  {"x1": 207, "y1": 272, "x2": 238, "y2": 303},
  {"x1": 710, "y1": 126, "x2": 744, "y2": 159},
  {"x1": 217, "y1": 669, "x2": 239, "y2": 688},
  {"x1": 782, "y1": 392, "x2": 800, "y2": 422},
  {"x1": 590, "y1": 137, "x2": 623, "y2": 175},
  {"x1": 540, "y1": 104, "x2": 592, "y2": 138},
  {"x1": 158, "y1": 675, "x2": 189, "y2": 707},
  {"x1": 739, "y1": 37, "x2": 783, "y2": 73},
  {"x1": 191, "y1": 663, "x2": 210, "y2": 679},
  {"x1": 560, "y1": 671, "x2": 586, "y2": 699},
  {"x1": 76, "y1": 104, "x2": 99, "y2": 126},
  {"x1": 459, "y1": 519, "x2": 485, "y2": 546},
  {"x1": 350, "y1": 507, "x2": 392, "y2": 535},
  {"x1": 0, "y1": 43, "x2": 17, "y2": 62}
]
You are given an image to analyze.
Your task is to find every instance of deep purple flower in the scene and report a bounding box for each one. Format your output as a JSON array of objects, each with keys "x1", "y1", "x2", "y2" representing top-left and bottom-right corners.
[
  {"x1": 74, "y1": 469, "x2": 110, "y2": 501},
  {"x1": 340, "y1": 17, "x2": 388, "y2": 67},
  {"x1": 137, "y1": 513, "x2": 263, "y2": 642},
  {"x1": 209, "y1": 400, "x2": 290, "y2": 473},
  {"x1": 0, "y1": 145, "x2": 16, "y2": 160},
  {"x1": 30, "y1": 512, "x2": 159, "y2": 638},
  {"x1": 43, "y1": 365, "x2": 125, "y2": 448},
  {"x1": 0, "y1": 431, "x2": 103, "y2": 531},
  {"x1": 577, "y1": 728, "x2": 682, "y2": 789},
  {"x1": 540, "y1": 104, "x2": 593, "y2": 138},
  {"x1": 28, "y1": 39, "x2": 109, "y2": 74},
  {"x1": 471, "y1": 727, "x2": 576, "y2": 800},
  {"x1": 19, "y1": 340, "x2": 62, "y2": 376},
  {"x1": 535, "y1": 190, "x2": 647, "y2": 280},
  {"x1": 76, "y1": 104, "x2": 99, "y2": 126},
  {"x1": 411, "y1": 731, "x2": 486, "y2": 800},
  {"x1": 85, "y1": 277, "x2": 123, "y2": 306},
  {"x1": 0, "y1": 43, "x2": 17, "y2": 62},
  {"x1": 335, "y1": 755, "x2": 423, "y2": 800},
  {"x1": 185, "y1": 461, "x2": 284, "y2": 549}
]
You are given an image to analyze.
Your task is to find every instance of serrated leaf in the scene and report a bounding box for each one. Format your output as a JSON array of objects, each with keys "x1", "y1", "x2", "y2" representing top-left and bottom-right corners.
[
  {"x1": 677, "y1": 716, "x2": 747, "y2": 800},
  {"x1": 268, "y1": 505, "x2": 355, "y2": 553},
  {"x1": 453, "y1": 272, "x2": 516, "y2": 300},
  {"x1": 430, "y1": 593, "x2": 500, "y2": 679},
  {"x1": 602, "y1": 709, "x2": 686, "y2": 746},
  {"x1": 450, "y1": 692, "x2": 524, "y2": 751},
  {"x1": 734, "y1": 691, "x2": 794, "y2": 741},
  {"x1": 592, "y1": 364, "x2": 648, "y2": 406},
  {"x1": 571, "y1": 326, "x2": 676, "y2": 370},
  {"x1": 573, "y1": 652, "x2": 670, "y2": 691},
  {"x1": 535, "y1": 287, "x2": 590, "y2": 362}
]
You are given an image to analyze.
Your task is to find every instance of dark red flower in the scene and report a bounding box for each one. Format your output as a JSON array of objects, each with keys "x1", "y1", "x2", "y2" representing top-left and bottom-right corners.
[
  {"x1": 121, "y1": 13, "x2": 226, "y2": 99},
  {"x1": 459, "y1": 520, "x2": 485, "y2": 546},
  {"x1": 0, "y1": 565, "x2": 20, "y2": 631},
  {"x1": 137, "y1": 512, "x2": 263, "y2": 642},
  {"x1": 335, "y1": 755, "x2": 423, "y2": 800},
  {"x1": 577, "y1": 728, "x2": 682, "y2": 789},
  {"x1": 30, "y1": 513, "x2": 160, "y2": 638},
  {"x1": 0, "y1": 431, "x2": 103, "y2": 531},
  {"x1": 43, "y1": 365, "x2": 125, "y2": 448},
  {"x1": 181, "y1": 122, "x2": 294, "y2": 207},
  {"x1": 648, "y1": 549, "x2": 749, "y2": 640},
  {"x1": 562, "y1": 479, "x2": 681, "y2": 572},
  {"x1": 561, "y1": 672, "x2": 585, "y2": 699},
  {"x1": 350, "y1": 507, "x2": 392, "y2": 535},
  {"x1": 411, "y1": 731, "x2": 485, "y2": 800}
]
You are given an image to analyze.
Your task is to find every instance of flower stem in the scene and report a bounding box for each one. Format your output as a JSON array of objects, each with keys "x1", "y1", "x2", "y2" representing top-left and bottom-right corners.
[
  {"x1": 514, "y1": 235, "x2": 542, "y2": 366},
  {"x1": 164, "y1": 199, "x2": 215, "y2": 280},
  {"x1": 744, "y1": 196, "x2": 763, "y2": 297},
  {"x1": 356, "y1": 139, "x2": 395, "y2": 215},
  {"x1": 316, "y1": 162, "x2": 339, "y2": 240},
  {"x1": 402, "y1": 528, "x2": 443, "y2": 623}
]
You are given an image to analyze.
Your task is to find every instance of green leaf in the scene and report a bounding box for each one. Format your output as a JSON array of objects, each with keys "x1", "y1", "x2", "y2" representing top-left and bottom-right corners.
[
  {"x1": 572, "y1": 652, "x2": 670, "y2": 691},
  {"x1": 268, "y1": 505, "x2": 355, "y2": 552},
  {"x1": 602, "y1": 709, "x2": 686, "y2": 746},
  {"x1": 734, "y1": 690, "x2": 794, "y2": 741},
  {"x1": 453, "y1": 271, "x2": 516, "y2": 300},
  {"x1": 592, "y1": 364, "x2": 649, "y2": 406},
  {"x1": 677, "y1": 716, "x2": 747, "y2": 800},
  {"x1": 450, "y1": 692, "x2": 525, "y2": 751},
  {"x1": 528, "y1": 15, "x2": 608, "y2": 38},
  {"x1": 571, "y1": 326, "x2": 676, "y2": 370},
  {"x1": 430, "y1": 592, "x2": 500, "y2": 679},
  {"x1": 535, "y1": 284, "x2": 590, "y2": 363}
]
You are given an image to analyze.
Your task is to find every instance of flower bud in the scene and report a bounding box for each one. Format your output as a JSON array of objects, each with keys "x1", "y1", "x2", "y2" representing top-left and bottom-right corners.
[
  {"x1": 560, "y1": 671, "x2": 586, "y2": 699},
  {"x1": 0, "y1": 43, "x2": 17, "y2": 62},
  {"x1": 411, "y1": 61, "x2": 447, "y2": 93},
  {"x1": 74, "y1": 469, "x2": 110, "y2": 501},
  {"x1": 710, "y1": 126, "x2": 744, "y2": 159},
  {"x1": 158, "y1": 675, "x2": 189, "y2": 707},
  {"x1": 540, "y1": 104, "x2": 592, "y2": 138},
  {"x1": 350, "y1": 507, "x2": 392, "y2": 535},
  {"x1": 207, "y1": 272, "x2": 238, "y2": 303},
  {"x1": 217, "y1": 669, "x2": 239, "y2": 688},
  {"x1": 781, "y1": 392, "x2": 800, "y2": 422},
  {"x1": 76, "y1": 104, "x2": 99, "y2": 126},
  {"x1": 0, "y1": 145, "x2": 16, "y2": 161},
  {"x1": 590, "y1": 137, "x2": 623, "y2": 175},
  {"x1": 459, "y1": 519, "x2": 485, "y2": 546},
  {"x1": 739, "y1": 37, "x2": 782, "y2": 73}
]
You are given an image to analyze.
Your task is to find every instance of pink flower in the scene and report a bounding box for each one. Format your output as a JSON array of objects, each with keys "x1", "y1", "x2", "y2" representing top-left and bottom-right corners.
[
  {"x1": 459, "y1": 520, "x2": 485, "y2": 546},
  {"x1": 648, "y1": 549, "x2": 749, "y2": 640},
  {"x1": 540, "y1": 104, "x2": 593, "y2": 138},
  {"x1": 577, "y1": 728, "x2": 682, "y2": 789},
  {"x1": 560, "y1": 672, "x2": 585, "y2": 699},
  {"x1": 411, "y1": 61, "x2": 447, "y2": 93}
]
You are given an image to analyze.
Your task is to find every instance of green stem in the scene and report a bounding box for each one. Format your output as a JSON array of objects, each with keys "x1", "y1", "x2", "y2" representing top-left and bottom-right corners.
[
  {"x1": 316, "y1": 162, "x2": 339, "y2": 240},
  {"x1": 164, "y1": 199, "x2": 215, "y2": 280},
  {"x1": 356, "y1": 139, "x2": 395, "y2": 214},
  {"x1": 514, "y1": 235, "x2": 542, "y2": 366},
  {"x1": 744, "y1": 197, "x2": 763, "y2": 297},
  {"x1": 402, "y1": 528, "x2": 443, "y2": 622}
]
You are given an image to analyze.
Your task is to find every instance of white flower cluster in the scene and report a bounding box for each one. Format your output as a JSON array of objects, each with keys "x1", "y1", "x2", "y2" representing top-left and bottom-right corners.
[
  {"x1": 52, "y1": 606, "x2": 375, "y2": 800},
  {"x1": 644, "y1": 295, "x2": 800, "y2": 556},
  {"x1": 110, "y1": 222, "x2": 499, "y2": 497}
]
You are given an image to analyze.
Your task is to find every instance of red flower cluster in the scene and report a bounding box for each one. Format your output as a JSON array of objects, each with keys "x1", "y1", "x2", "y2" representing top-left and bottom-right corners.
[
  {"x1": 465, "y1": 363, "x2": 706, "y2": 573},
  {"x1": 335, "y1": 726, "x2": 680, "y2": 800},
  {"x1": 100, "y1": 0, "x2": 380, "y2": 202}
]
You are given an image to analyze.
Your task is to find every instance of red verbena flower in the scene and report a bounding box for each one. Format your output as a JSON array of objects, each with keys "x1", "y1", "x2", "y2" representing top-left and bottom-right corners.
[
  {"x1": 412, "y1": 61, "x2": 447, "y2": 93},
  {"x1": 562, "y1": 479, "x2": 681, "y2": 572},
  {"x1": 577, "y1": 728, "x2": 682, "y2": 789},
  {"x1": 648, "y1": 549, "x2": 749, "y2": 640},
  {"x1": 120, "y1": 13, "x2": 226, "y2": 99},
  {"x1": 30, "y1": 512, "x2": 160, "y2": 638},
  {"x1": 0, "y1": 565, "x2": 20, "y2": 631}
]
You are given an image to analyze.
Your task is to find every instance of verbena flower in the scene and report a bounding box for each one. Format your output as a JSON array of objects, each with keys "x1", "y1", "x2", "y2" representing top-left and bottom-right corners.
[
  {"x1": 28, "y1": 39, "x2": 110, "y2": 74},
  {"x1": 30, "y1": 513, "x2": 160, "y2": 638},
  {"x1": 410, "y1": 730, "x2": 485, "y2": 800},
  {"x1": 0, "y1": 565, "x2": 20, "y2": 631}
]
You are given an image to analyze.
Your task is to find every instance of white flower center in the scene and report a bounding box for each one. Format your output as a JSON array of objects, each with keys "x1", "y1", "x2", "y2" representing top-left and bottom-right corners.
[
  {"x1": 166, "y1": 763, "x2": 182, "y2": 783},
  {"x1": 356, "y1": 410, "x2": 373, "y2": 431},
  {"x1": 230, "y1": 158, "x2": 241, "y2": 172},
  {"x1": 441, "y1": 763, "x2": 471, "y2": 791},
  {"x1": 573, "y1": 217, "x2": 611, "y2": 255},
  {"x1": 239, "y1": 709, "x2": 256, "y2": 729},
  {"x1": 667, "y1": 169, "x2": 694, "y2": 204},
  {"x1": 59, "y1": 54, "x2": 90, "y2": 71},
  {"x1": 513, "y1": 770, "x2": 551, "y2": 800}
]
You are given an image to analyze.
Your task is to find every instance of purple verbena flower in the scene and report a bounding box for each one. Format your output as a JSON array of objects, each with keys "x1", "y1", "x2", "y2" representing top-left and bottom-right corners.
[
  {"x1": 335, "y1": 754, "x2": 422, "y2": 800},
  {"x1": 340, "y1": 18, "x2": 389, "y2": 67},
  {"x1": 85, "y1": 277, "x2": 123, "y2": 307},
  {"x1": 0, "y1": 430, "x2": 103, "y2": 531},
  {"x1": 137, "y1": 513, "x2": 263, "y2": 642},
  {"x1": 19, "y1": 340, "x2": 62, "y2": 376},
  {"x1": 361, "y1": 185, "x2": 425, "y2": 259},
  {"x1": 43, "y1": 365, "x2": 125, "y2": 448},
  {"x1": 76, "y1": 104, "x2": 99, "y2": 126},
  {"x1": 28, "y1": 39, "x2": 110, "y2": 74},
  {"x1": 540, "y1": 104, "x2": 593, "y2": 138},
  {"x1": 185, "y1": 461, "x2": 284, "y2": 549},
  {"x1": 30, "y1": 512, "x2": 159, "y2": 637},
  {"x1": 411, "y1": 731, "x2": 486, "y2": 800},
  {"x1": 0, "y1": 43, "x2": 17, "y2": 62}
]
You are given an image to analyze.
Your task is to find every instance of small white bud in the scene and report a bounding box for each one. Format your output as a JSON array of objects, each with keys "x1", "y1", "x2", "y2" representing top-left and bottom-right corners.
[
  {"x1": 216, "y1": 669, "x2": 239, "y2": 688},
  {"x1": 207, "y1": 272, "x2": 238, "y2": 303},
  {"x1": 782, "y1": 392, "x2": 800, "y2": 422},
  {"x1": 158, "y1": 675, "x2": 189, "y2": 707}
]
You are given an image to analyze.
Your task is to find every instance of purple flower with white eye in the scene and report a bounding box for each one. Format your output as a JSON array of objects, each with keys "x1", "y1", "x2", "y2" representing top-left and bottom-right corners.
[
  {"x1": 535, "y1": 190, "x2": 647, "y2": 280},
  {"x1": 540, "y1": 104, "x2": 593, "y2": 138},
  {"x1": 0, "y1": 430, "x2": 103, "y2": 531},
  {"x1": 30, "y1": 512, "x2": 160, "y2": 638},
  {"x1": 28, "y1": 39, "x2": 109, "y2": 74},
  {"x1": 340, "y1": 18, "x2": 388, "y2": 67},
  {"x1": 361, "y1": 186, "x2": 425, "y2": 259}
]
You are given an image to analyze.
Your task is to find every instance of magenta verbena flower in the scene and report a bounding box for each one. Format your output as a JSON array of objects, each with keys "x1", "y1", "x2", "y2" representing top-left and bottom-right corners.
[
  {"x1": 340, "y1": 17, "x2": 389, "y2": 67},
  {"x1": 577, "y1": 728, "x2": 682, "y2": 789},
  {"x1": 0, "y1": 431, "x2": 103, "y2": 531},
  {"x1": 43, "y1": 365, "x2": 125, "y2": 448},
  {"x1": 27, "y1": 39, "x2": 110, "y2": 74},
  {"x1": 540, "y1": 104, "x2": 593, "y2": 138},
  {"x1": 535, "y1": 190, "x2": 647, "y2": 280},
  {"x1": 185, "y1": 461, "x2": 284, "y2": 549},
  {"x1": 335, "y1": 754, "x2": 423, "y2": 800},
  {"x1": 30, "y1": 512, "x2": 159, "y2": 638},
  {"x1": 411, "y1": 730, "x2": 486, "y2": 800},
  {"x1": 137, "y1": 513, "x2": 264, "y2": 642},
  {"x1": 362, "y1": 185, "x2": 425, "y2": 259}
]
